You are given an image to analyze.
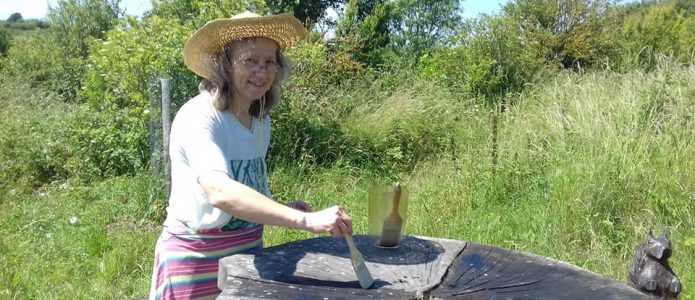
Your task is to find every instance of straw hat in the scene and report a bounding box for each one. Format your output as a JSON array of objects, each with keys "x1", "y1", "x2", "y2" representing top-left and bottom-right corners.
[{"x1": 183, "y1": 11, "x2": 308, "y2": 79}]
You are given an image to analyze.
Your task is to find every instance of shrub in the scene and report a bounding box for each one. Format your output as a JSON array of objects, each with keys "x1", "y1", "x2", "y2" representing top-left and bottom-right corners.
[
  {"x1": 419, "y1": 15, "x2": 547, "y2": 104},
  {"x1": 502, "y1": 0, "x2": 619, "y2": 70},
  {"x1": 0, "y1": 27, "x2": 11, "y2": 56},
  {"x1": 47, "y1": 0, "x2": 122, "y2": 58},
  {"x1": 1, "y1": 32, "x2": 60, "y2": 86},
  {"x1": 0, "y1": 31, "x2": 86, "y2": 101},
  {"x1": 80, "y1": 16, "x2": 197, "y2": 116},
  {"x1": 617, "y1": 3, "x2": 695, "y2": 70},
  {"x1": 149, "y1": 0, "x2": 266, "y2": 28},
  {"x1": 0, "y1": 82, "x2": 148, "y2": 190},
  {"x1": 285, "y1": 36, "x2": 367, "y2": 96}
]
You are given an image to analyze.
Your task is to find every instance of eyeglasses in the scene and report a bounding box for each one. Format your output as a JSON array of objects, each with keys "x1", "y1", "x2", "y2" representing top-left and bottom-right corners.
[{"x1": 236, "y1": 58, "x2": 280, "y2": 73}]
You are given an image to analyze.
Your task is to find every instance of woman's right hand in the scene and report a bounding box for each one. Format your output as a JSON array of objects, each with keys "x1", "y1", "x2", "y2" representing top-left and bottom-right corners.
[{"x1": 301, "y1": 206, "x2": 352, "y2": 237}]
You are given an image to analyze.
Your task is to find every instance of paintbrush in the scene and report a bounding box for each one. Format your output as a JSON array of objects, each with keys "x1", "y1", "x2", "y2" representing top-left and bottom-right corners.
[
  {"x1": 378, "y1": 183, "x2": 403, "y2": 247},
  {"x1": 345, "y1": 235, "x2": 375, "y2": 289}
]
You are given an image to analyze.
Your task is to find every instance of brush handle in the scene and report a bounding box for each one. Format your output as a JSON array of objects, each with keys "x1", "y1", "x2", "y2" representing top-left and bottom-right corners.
[
  {"x1": 345, "y1": 235, "x2": 358, "y2": 255},
  {"x1": 386, "y1": 183, "x2": 403, "y2": 222}
]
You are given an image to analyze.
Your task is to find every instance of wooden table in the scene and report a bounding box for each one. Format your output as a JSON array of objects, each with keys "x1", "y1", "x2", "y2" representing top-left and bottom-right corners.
[{"x1": 217, "y1": 235, "x2": 655, "y2": 299}]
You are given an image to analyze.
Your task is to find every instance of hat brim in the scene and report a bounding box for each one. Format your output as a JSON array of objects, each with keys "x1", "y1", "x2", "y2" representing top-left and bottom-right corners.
[{"x1": 183, "y1": 14, "x2": 307, "y2": 79}]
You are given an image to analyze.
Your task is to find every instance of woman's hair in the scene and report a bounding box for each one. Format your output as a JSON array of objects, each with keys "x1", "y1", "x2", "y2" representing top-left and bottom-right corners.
[{"x1": 198, "y1": 37, "x2": 290, "y2": 118}]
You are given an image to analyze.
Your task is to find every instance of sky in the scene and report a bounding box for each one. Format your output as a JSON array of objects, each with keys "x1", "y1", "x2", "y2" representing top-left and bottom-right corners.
[
  {"x1": 0, "y1": 0, "x2": 510, "y2": 21},
  {"x1": 462, "y1": 0, "x2": 510, "y2": 19},
  {"x1": 0, "y1": 0, "x2": 153, "y2": 20}
]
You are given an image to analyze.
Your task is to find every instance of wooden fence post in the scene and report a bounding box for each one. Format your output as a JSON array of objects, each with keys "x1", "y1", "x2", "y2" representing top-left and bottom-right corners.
[{"x1": 161, "y1": 78, "x2": 172, "y2": 194}]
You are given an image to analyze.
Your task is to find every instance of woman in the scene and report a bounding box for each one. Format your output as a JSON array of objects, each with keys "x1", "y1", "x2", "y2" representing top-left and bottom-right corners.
[{"x1": 149, "y1": 12, "x2": 353, "y2": 300}]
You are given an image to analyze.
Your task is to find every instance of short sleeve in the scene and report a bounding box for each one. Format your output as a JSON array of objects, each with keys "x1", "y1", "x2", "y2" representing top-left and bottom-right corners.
[{"x1": 169, "y1": 102, "x2": 229, "y2": 180}]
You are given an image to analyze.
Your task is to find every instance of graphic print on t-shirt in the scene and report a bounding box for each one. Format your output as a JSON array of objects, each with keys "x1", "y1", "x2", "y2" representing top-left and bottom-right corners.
[{"x1": 221, "y1": 156, "x2": 269, "y2": 231}]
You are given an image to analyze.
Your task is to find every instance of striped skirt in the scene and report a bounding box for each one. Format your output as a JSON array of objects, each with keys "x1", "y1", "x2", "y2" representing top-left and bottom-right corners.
[{"x1": 149, "y1": 225, "x2": 263, "y2": 300}]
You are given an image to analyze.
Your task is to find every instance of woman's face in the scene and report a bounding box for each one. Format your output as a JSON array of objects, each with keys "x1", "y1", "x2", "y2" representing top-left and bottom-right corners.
[{"x1": 231, "y1": 38, "x2": 279, "y2": 104}]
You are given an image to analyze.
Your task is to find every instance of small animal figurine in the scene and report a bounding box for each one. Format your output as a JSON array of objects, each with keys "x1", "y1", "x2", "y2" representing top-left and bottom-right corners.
[{"x1": 629, "y1": 228, "x2": 681, "y2": 299}]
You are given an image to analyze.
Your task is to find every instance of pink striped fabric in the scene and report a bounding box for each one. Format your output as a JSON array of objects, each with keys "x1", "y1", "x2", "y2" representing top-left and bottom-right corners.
[{"x1": 149, "y1": 225, "x2": 263, "y2": 300}]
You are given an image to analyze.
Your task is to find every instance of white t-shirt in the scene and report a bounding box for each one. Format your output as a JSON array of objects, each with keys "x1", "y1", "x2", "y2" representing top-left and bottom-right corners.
[{"x1": 164, "y1": 92, "x2": 272, "y2": 231}]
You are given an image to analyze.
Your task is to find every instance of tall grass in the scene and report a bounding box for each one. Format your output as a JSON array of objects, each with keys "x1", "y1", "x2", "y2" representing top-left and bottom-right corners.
[
  {"x1": 1, "y1": 60, "x2": 693, "y2": 299},
  {"x1": 270, "y1": 60, "x2": 694, "y2": 297}
]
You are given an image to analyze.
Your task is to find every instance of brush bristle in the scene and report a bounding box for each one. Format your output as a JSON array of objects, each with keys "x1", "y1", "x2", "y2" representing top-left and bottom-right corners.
[{"x1": 379, "y1": 222, "x2": 403, "y2": 247}]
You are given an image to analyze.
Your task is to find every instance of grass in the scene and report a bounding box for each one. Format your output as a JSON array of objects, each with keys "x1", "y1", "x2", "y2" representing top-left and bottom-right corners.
[
  {"x1": 0, "y1": 176, "x2": 165, "y2": 299},
  {"x1": 1, "y1": 61, "x2": 694, "y2": 299}
]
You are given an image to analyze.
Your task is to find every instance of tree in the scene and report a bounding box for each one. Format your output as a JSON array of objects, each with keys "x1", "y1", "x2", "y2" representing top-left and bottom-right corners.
[
  {"x1": 266, "y1": 0, "x2": 345, "y2": 25},
  {"x1": 618, "y1": 2, "x2": 695, "y2": 69},
  {"x1": 150, "y1": 0, "x2": 266, "y2": 28},
  {"x1": 355, "y1": 0, "x2": 385, "y2": 20},
  {"x1": 389, "y1": 0, "x2": 462, "y2": 61},
  {"x1": 47, "y1": 0, "x2": 123, "y2": 58},
  {"x1": 334, "y1": 0, "x2": 393, "y2": 67},
  {"x1": 7, "y1": 12, "x2": 23, "y2": 22},
  {"x1": 502, "y1": 0, "x2": 619, "y2": 69}
]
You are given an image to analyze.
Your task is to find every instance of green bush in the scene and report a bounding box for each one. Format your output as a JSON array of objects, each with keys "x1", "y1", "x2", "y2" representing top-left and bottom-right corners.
[
  {"x1": 333, "y1": 0, "x2": 393, "y2": 68},
  {"x1": 47, "y1": 0, "x2": 122, "y2": 58},
  {"x1": 0, "y1": 31, "x2": 86, "y2": 101},
  {"x1": 1, "y1": 32, "x2": 58, "y2": 84},
  {"x1": 0, "y1": 27, "x2": 11, "y2": 56},
  {"x1": 502, "y1": 0, "x2": 619, "y2": 70},
  {"x1": 80, "y1": 16, "x2": 197, "y2": 115},
  {"x1": 149, "y1": 0, "x2": 266, "y2": 28},
  {"x1": 419, "y1": 15, "x2": 547, "y2": 104},
  {"x1": 62, "y1": 109, "x2": 149, "y2": 181},
  {"x1": 0, "y1": 82, "x2": 148, "y2": 190},
  {"x1": 617, "y1": 3, "x2": 695, "y2": 70},
  {"x1": 286, "y1": 37, "x2": 368, "y2": 95}
]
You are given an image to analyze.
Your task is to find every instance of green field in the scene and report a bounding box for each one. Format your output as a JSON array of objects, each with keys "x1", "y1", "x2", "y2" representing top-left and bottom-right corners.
[{"x1": 1, "y1": 60, "x2": 693, "y2": 299}]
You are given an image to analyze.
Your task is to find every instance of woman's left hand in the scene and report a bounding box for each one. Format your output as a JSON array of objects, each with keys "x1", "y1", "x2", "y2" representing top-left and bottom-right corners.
[{"x1": 285, "y1": 200, "x2": 312, "y2": 212}]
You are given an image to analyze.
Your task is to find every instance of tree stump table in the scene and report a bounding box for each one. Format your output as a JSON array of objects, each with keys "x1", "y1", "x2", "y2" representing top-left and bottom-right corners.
[{"x1": 217, "y1": 235, "x2": 656, "y2": 299}]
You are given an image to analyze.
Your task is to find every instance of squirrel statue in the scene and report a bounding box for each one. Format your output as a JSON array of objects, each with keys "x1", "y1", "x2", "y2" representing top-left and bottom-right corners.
[{"x1": 628, "y1": 227, "x2": 681, "y2": 299}]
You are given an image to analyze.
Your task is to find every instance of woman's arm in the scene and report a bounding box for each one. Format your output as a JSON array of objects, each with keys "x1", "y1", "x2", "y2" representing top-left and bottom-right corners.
[{"x1": 198, "y1": 171, "x2": 352, "y2": 237}]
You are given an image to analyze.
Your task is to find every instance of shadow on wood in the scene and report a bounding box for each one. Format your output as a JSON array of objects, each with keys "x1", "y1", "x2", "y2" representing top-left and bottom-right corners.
[
  {"x1": 218, "y1": 235, "x2": 657, "y2": 299},
  {"x1": 433, "y1": 243, "x2": 658, "y2": 299}
]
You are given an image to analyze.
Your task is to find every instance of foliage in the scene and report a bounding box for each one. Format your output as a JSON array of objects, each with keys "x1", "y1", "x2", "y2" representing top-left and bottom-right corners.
[
  {"x1": 333, "y1": 0, "x2": 392, "y2": 67},
  {"x1": 80, "y1": 16, "x2": 197, "y2": 116},
  {"x1": 0, "y1": 26, "x2": 10, "y2": 56},
  {"x1": 0, "y1": 0, "x2": 123, "y2": 101},
  {"x1": 266, "y1": 0, "x2": 345, "y2": 25},
  {"x1": 674, "y1": 0, "x2": 695, "y2": 15},
  {"x1": 271, "y1": 39, "x2": 374, "y2": 170},
  {"x1": 389, "y1": 0, "x2": 461, "y2": 60},
  {"x1": 0, "y1": 82, "x2": 148, "y2": 190},
  {"x1": 1, "y1": 33, "x2": 54, "y2": 81},
  {"x1": 286, "y1": 37, "x2": 366, "y2": 93},
  {"x1": 616, "y1": 2, "x2": 695, "y2": 70},
  {"x1": 149, "y1": 0, "x2": 266, "y2": 28},
  {"x1": 0, "y1": 31, "x2": 86, "y2": 101},
  {"x1": 419, "y1": 15, "x2": 547, "y2": 104},
  {"x1": 0, "y1": 19, "x2": 48, "y2": 32},
  {"x1": 6, "y1": 12, "x2": 23, "y2": 23},
  {"x1": 502, "y1": 0, "x2": 619, "y2": 69},
  {"x1": 47, "y1": 0, "x2": 123, "y2": 58}
]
